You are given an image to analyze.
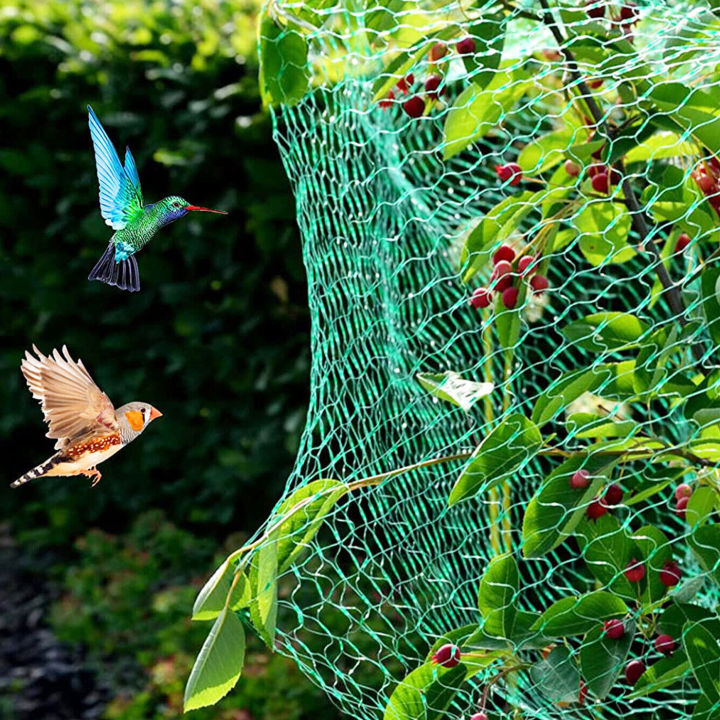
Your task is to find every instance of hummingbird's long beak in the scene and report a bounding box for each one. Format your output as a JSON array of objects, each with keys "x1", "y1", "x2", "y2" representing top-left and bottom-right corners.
[{"x1": 186, "y1": 204, "x2": 228, "y2": 215}]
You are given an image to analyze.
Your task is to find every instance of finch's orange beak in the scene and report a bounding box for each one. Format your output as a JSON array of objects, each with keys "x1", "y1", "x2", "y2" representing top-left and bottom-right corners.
[{"x1": 149, "y1": 406, "x2": 163, "y2": 421}]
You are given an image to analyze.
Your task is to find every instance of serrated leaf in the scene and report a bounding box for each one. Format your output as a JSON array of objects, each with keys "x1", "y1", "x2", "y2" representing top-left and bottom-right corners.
[
  {"x1": 193, "y1": 561, "x2": 251, "y2": 621},
  {"x1": 184, "y1": 608, "x2": 246, "y2": 711}
]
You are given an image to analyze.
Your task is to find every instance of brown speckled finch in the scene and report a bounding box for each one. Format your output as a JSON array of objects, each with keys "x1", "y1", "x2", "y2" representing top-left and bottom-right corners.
[{"x1": 11, "y1": 346, "x2": 162, "y2": 488}]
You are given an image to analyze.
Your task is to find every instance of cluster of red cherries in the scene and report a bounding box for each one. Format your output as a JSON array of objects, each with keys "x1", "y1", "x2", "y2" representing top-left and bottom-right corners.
[
  {"x1": 469, "y1": 244, "x2": 549, "y2": 312},
  {"x1": 380, "y1": 36, "x2": 479, "y2": 118},
  {"x1": 585, "y1": 0, "x2": 640, "y2": 41},
  {"x1": 692, "y1": 157, "x2": 720, "y2": 218}
]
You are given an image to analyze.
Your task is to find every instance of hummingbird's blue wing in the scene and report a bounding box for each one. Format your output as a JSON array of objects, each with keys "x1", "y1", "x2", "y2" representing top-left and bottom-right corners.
[{"x1": 87, "y1": 106, "x2": 144, "y2": 230}]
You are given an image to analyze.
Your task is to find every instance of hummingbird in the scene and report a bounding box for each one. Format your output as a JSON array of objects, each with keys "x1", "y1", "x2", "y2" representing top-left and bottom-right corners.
[
  {"x1": 11, "y1": 346, "x2": 163, "y2": 488},
  {"x1": 86, "y1": 106, "x2": 227, "y2": 292}
]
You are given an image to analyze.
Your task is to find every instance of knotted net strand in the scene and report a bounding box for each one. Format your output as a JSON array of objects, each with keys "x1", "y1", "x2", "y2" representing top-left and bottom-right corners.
[{"x1": 217, "y1": 2, "x2": 720, "y2": 719}]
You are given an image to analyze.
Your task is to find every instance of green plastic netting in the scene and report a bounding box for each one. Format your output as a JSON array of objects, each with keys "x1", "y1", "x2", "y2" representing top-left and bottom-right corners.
[{"x1": 190, "y1": 3, "x2": 720, "y2": 719}]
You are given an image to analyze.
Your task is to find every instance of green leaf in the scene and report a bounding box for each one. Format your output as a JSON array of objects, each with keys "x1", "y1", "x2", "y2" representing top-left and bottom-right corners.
[
  {"x1": 531, "y1": 363, "x2": 635, "y2": 428},
  {"x1": 687, "y1": 487, "x2": 716, "y2": 528},
  {"x1": 443, "y1": 68, "x2": 531, "y2": 159},
  {"x1": 449, "y1": 414, "x2": 542, "y2": 505},
  {"x1": 660, "y1": 603, "x2": 720, "y2": 639},
  {"x1": 531, "y1": 591, "x2": 628, "y2": 637},
  {"x1": 416, "y1": 371, "x2": 493, "y2": 412},
  {"x1": 459, "y1": 191, "x2": 541, "y2": 281},
  {"x1": 427, "y1": 624, "x2": 482, "y2": 659},
  {"x1": 461, "y1": 13, "x2": 505, "y2": 90},
  {"x1": 628, "y1": 653, "x2": 690, "y2": 698},
  {"x1": 683, "y1": 619, "x2": 720, "y2": 701},
  {"x1": 649, "y1": 83, "x2": 720, "y2": 156},
  {"x1": 576, "y1": 202, "x2": 635, "y2": 266},
  {"x1": 259, "y1": 17, "x2": 310, "y2": 107},
  {"x1": 522, "y1": 454, "x2": 616, "y2": 558},
  {"x1": 193, "y1": 561, "x2": 251, "y2": 621},
  {"x1": 693, "y1": 693, "x2": 720, "y2": 720},
  {"x1": 688, "y1": 524, "x2": 720, "y2": 586},
  {"x1": 519, "y1": 128, "x2": 582, "y2": 175},
  {"x1": 270, "y1": 479, "x2": 348, "y2": 573},
  {"x1": 561, "y1": 312, "x2": 650, "y2": 353},
  {"x1": 568, "y1": 414, "x2": 638, "y2": 440},
  {"x1": 477, "y1": 554, "x2": 518, "y2": 638},
  {"x1": 575, "y1": 515, "x2": 636, "y2": 600},
  {"x1": 184, "y1": 608, "x2": 246, "y2": 711},
  {"x1": 383, "y1": 656, "x2": 502, "y2": 720},
  {"x1": 631, "y1": 525, "x2": 673, "y2": 608},
  {"x1": 702, "y1": 267, "x2": 720, "y2": 347},
  {"x1": 248, "y1": 539, "x2": 278, "y2": 647},
  {"x1": 625, "y1": 131, "x2": 698, "y2": 164},
  {"x1": 624, "y1": 465, "x2": 685, "y2": 507},
  {"x1": 580, "y1": 620, "x2": 634, "y2": 699},
  {"x1": 529, "y1": 646, "x2": 579, "y2": 703}
]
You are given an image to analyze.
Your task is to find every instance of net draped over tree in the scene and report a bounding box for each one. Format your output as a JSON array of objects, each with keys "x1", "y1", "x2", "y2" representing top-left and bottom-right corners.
[{"x1": 186, "y1": 3, "x2": 720, "y2": 719}]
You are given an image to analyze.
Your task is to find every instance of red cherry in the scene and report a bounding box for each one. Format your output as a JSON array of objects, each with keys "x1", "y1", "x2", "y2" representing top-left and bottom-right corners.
[
  {"x1": 676, "y1": 495, "x2": 690, "y2": 519},
  {"x1": 570, "y1": 469, "x2": 590, "y2": 490},
  {"x1": 585, "y1": 1, "x2": 606, "y2": 19},
  {"x1": 470, "y1": 288, "x2": 492, "y2": 309},
  {"x1": 456, "y1": 37, "x2": 476, "y2": 55},
  {"x1": 493, "y1": 244, "x2": 516, "y2": 265},
  {"x1": 625, "y1": 558, "x2": 645, "y2": 583},
  {"x1": 602, "y1": 483, "x2": 623, "y2": 507},
  {"x1": 429, "y1": 43, "x2": 448, "y2": 62},
  {"x1": 655, "y1": 634, "x2": 676, "y2": 655},
  {"x1": 695, "y1": 172, "x2": 717, "y2": 195},
  {"x1": 565, "y1": 160, "x2": 581, "y2": 177},
  {"x1": 517, "y1": 255, "x2": 534, "y2": 274},
  {"x1": 469, "y1": 714, "x2": 488, "y2": 720},
  {"x1": 578, "y1": 680, "x2": 588, "y2": 705},
  {"x1": 587, "y1": 163, "x2": 605, "y2": 178},
  {"x1": 609, "y1": 166, "x2": 622, "y2": 185},
  {"x1": 542, "y1": 48, "x2": 561, "y2": 61},
  {"x1": 502, "y1": 286, "x2": 519, "y2": 309},
  {"x1": 402, "y1": 96, "x2": 425, "y2": 118},
  {"x1": 625, "y1": 660, "x2": 645, "y2": 685},
  {"x1": 620, "y1": 3, "x2": 639, "y2": 21},
  {"x1": 660, "y1": 560, "x2": 682, "y2": 587},
  {"x1": 432, "y1": 643, "x2": 461, "y2": 668},
  {"x1": 589, "y1": 78, "x2": 604, "y2": 89},
  {"x1": 530, "y1": 274, "x2": 549, "y2": 294},
  {"x1": 591, "y1": 145, "x2": 605, "y2": 160},
  {"x1": 424, "y1": 75, "x2": 445, "y2": 100},
  {"x1": 675, "y1": 233, "x2": 691, "y2": 254},
  {"x1": 674, "y1": 483, "x2": 692, "y2": 500},
  {"x1": 496, "y1": 163, "x2": 523, "y2": 185},
  {"x1": 603, "y1": 618, "x2": 625, "y2": 639},
  {"x1": 586, "y1": 499, "x2": 607, "y2": 520},
  {"x1": 379, "y1": 89, "x2": 395, "y2": 110},
  {"x1": 592, "y1": 172, "x2": 610, "y2": 194}
]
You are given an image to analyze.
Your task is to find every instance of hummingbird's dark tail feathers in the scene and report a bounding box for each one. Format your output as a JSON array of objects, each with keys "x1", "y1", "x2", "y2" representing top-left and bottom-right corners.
[{"x1": 88, "y1": 242, "x2": 141, "y2": 292}]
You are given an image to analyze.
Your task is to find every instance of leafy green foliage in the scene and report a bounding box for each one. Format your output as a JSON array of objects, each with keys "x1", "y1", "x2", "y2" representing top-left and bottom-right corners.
[
  {"x1": 530, "y1": 591, "x2": 627, "y2": 637},
  {"x1": 449, "y1": 414, "x2": 541, "y2": 504},
  {"x1": 580, "y1": 621, "x2": 634, "y2": 699},
  {"x1": 1, "y1": 0, "x2": 309, "y2": 549}
]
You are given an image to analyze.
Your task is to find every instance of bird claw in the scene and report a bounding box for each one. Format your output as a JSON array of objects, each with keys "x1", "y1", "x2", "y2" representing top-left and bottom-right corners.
[{"x1": 83, "y1": 468, "x2": 102, "y2": 487}]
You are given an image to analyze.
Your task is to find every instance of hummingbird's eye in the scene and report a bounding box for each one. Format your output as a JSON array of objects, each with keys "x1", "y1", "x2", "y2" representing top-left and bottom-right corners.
[{"x1": 173, "y1": 201, "x2": 182, "y2": 208}]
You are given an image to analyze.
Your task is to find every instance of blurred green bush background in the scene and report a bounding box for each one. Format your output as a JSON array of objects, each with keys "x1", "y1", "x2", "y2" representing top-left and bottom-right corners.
[{"x1": 0, "y1": 1, "x2": 336, "y2": 718}]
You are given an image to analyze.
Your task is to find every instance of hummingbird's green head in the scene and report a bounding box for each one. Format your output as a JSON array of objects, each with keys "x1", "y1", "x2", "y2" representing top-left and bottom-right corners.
[{"x1": 157, "y1": 196, "x2": 228, "y2": 226}]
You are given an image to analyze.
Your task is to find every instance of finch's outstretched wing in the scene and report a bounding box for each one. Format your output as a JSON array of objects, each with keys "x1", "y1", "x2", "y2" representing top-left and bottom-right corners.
[
  {"x1": 21, "y1": 345, "x2": 119, "y2": 449},
  {"x1": 88, "y1": 105, "x2": 144, "y2": 230}
]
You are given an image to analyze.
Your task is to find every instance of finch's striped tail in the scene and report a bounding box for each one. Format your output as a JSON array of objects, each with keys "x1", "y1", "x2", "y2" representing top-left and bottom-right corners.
[
  {"x1": 88, "y1": 241, "x2": 141, "y2": 292},
  {"x1": 11, "y1": 454, "x2": 61, "y2": 488}
]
